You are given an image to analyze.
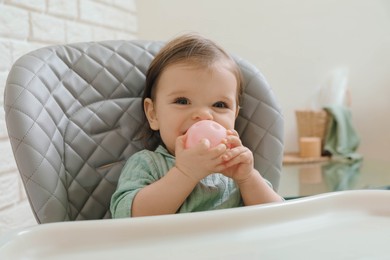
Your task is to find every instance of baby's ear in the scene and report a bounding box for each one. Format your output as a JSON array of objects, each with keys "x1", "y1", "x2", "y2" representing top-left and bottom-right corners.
[
  {"x1": 144, "y1": 98, "x2": 159, "y2": 130},
  {"x1": 235, "y1": 105, "x2": 241, "y2": 118}
]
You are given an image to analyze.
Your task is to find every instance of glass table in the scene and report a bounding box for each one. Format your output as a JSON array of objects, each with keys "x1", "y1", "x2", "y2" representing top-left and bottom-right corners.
[{"x1": 279, "y1": 156, "x2": 390, "y2": 199}]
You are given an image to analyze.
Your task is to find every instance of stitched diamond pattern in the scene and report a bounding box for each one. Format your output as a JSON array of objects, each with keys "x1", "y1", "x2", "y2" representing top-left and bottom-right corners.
[{"x1": 4, "y1": 40, "x2": 283, "y2": 223}]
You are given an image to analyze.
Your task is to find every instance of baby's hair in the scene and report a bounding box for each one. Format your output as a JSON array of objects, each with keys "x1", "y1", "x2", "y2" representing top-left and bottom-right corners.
[{"x1": 140, "y1": 33, "x2": 243, "y2": 150}]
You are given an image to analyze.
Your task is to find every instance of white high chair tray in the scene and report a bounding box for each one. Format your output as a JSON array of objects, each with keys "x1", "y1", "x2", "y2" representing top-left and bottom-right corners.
[{"x1": 1, "y1": 190, "x2": 389, "y2": 259}]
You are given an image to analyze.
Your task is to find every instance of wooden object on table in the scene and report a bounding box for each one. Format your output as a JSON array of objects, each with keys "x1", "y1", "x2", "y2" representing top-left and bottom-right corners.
[
  {"x1": 283, "y1": 152, "x2": 330, "y2": 165},
  {"x1": 299, "y1": 137, "x2": 321, "y2": 158},
  {"x1": 295, "y1": 109, "x2": 329, "y2": 149}
]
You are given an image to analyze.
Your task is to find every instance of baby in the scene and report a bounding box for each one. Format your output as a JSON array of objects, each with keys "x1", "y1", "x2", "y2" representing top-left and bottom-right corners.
[{"x1": 110, "y1": 33, "x2": 283, "y2": 218}]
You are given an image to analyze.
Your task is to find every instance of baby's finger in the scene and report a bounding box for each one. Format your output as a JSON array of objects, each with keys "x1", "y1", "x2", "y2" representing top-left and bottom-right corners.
[
  {"x1": 175, "y1": 135, "x2": 186, "y2": 152},
  {"x1": 223, "y1": 150, "x2": 252, "y2": 167},
  {"x1": 195, "y1": 138, "x2": 211, "y2": 152},
  {"x1": 222, "y1": 146, "x2": 246, "y2": 161},
  {"x1": 227, "y1": 129, "x2": 239, "y2": 137},
  {"x1": 225, "y1": 135, "x2": 242, "y2": 147},
  {"x1": 209, "y1": 143, "x2": 228, "y2": 158}
]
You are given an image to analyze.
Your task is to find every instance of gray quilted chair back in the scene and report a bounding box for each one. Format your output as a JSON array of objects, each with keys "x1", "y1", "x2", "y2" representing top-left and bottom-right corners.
[{"x1": 4, "y1": 40, "x2": 284, "y2": 224}]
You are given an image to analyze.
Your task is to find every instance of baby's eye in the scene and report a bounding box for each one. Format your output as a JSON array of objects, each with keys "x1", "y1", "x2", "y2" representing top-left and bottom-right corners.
[
  {"x1": 213, "y1": 101, "x2": 229, "y2": 108},
  {"x1": 174, "y1": 97, "x2": 190, "y2": 105}
]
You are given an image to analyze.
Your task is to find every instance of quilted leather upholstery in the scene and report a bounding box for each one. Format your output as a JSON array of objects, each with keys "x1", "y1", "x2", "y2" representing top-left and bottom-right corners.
[{"x1": 4, "y1": 40, "x2": 284, "y2": 224}]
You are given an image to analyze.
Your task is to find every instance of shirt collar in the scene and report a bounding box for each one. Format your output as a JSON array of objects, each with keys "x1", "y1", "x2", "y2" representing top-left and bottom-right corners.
[{"x1": 155, "y1": 145, "x2": 175, "y2": 159}]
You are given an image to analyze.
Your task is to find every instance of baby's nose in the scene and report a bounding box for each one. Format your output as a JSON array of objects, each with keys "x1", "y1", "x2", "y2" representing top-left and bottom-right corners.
[{"x1": 192, "y1": 108, "x2": 213, "y2": 121}]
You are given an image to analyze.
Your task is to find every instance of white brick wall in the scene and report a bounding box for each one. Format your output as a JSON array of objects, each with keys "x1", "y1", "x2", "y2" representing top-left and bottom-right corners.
[
  {"x1": 31, "y1": 12, "x2": 67, "y2": 43},
  {"x1": 48, "y1": 0, "x2": 78, "y2": 19},
  {"x1": 0, "y1": 0, "x2": 137, "y2": 230},
  {"x1": 0, "y1": 5, "x2": 29, "y2": 39}
]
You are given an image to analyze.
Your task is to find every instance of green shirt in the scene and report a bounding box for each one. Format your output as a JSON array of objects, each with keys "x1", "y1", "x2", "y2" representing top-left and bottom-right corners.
[{"x1": 110, "y1": 145, "x2": 243, "y2": 218}]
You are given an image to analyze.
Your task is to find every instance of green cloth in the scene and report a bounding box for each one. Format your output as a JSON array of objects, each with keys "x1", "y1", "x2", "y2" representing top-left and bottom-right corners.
[
  {"x1": 323, "y1": 105, "x2": 362, "y2": 160},
  {"x1": 322, "y1": 159, "x2": 362, "y2": 191},
  {"x1": 110, "y1": 145, "x2": 243, "y2": 218}
]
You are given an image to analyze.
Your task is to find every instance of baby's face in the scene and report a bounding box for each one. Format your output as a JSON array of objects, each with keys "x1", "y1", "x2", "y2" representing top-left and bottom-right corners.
[{"x1": 144, "y1": 61, "x2": 239, "y2": 155}]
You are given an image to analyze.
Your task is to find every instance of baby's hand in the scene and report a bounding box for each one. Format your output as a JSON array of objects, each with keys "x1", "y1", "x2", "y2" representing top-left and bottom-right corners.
[
  {"x1": 220, "y1": 130, "x2": 255, "y2": 183},
  {"x1": 175, "y1": 134, "x2": 227, "y2": 182}
]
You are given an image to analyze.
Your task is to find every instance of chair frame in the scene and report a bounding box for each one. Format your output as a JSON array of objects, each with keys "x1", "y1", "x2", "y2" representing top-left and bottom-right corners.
[{"x1": 4, "y1": 40, "x2": 284, "y2": 223}]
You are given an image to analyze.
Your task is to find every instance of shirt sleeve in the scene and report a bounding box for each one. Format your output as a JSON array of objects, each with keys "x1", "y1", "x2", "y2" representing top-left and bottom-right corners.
[{"x1": 110, "y1": 151, "x2": 159, "y2": 218}]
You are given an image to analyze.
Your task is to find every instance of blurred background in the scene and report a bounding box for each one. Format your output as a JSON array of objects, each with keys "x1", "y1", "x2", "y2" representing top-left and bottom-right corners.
[
  {"x1": 0, "y1": 0, "x2": 389, "y2": 232},
  {"x1": 137, "y1": 0, "x2": 390, "y2": 162}
]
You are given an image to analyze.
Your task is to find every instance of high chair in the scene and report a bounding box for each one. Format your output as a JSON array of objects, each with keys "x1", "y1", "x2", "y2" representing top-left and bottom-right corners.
[{"x1": 4, "y1": 40, "x2": 284, "y2": 223}]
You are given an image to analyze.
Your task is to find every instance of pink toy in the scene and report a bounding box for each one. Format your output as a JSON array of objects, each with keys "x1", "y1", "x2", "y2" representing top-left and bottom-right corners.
[{"x1": 185, "y1": 120, "x2": 227, "y2": 149}]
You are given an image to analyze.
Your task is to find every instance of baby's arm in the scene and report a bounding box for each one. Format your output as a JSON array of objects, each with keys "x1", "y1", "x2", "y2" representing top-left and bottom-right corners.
[
  {"x1": 131, "y1": 165, "x2": 198, "y2": 217},
  {"x1": 221, "y1": 130, "x2": 283, "y2": 205},
  {"x1": 235, "y1": 169, "x2": 283, "y2": 205}
]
